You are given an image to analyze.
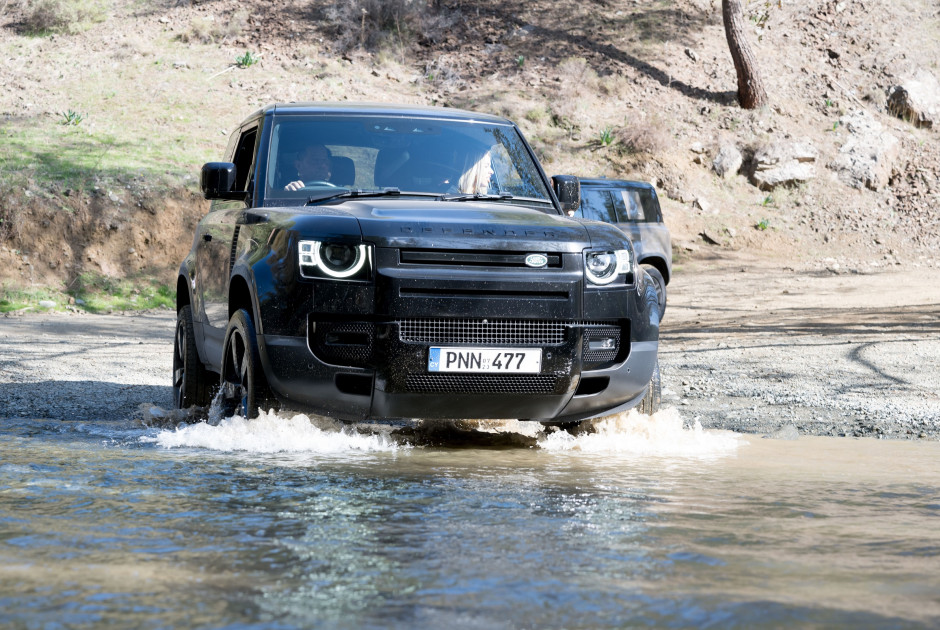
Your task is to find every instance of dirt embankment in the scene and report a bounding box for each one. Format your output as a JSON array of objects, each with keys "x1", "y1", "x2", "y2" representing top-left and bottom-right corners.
[{"x1": 1, "y1": 188, "x2": 206, "y2": 288}]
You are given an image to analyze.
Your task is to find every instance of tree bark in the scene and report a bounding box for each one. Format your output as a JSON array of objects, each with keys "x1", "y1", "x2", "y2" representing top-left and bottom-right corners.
[{"x1": 722, "y1": 0, "x2": 769, "y2": 109}]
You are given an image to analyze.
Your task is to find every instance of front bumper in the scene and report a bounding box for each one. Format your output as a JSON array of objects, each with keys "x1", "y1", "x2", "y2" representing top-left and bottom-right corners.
[
  {"x1": 259, "y1": 319, "x2": 657, "y2": 422},
  {"x1": 255, "y1": 246, "x2": 660, "y2": 422}
]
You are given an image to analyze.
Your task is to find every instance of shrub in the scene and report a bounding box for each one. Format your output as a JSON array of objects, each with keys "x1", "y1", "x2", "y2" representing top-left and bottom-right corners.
[
  {"x1": 423, "y1": 55, "x2": 463, "y2": 89},
  {"x1": 178, "y1": 11, "x2": 247, "y2": 44},
  {"x1": 616, "y1": 115, "x2": 671, "y2": 156},
  {"x1": 19, "y1": 0, "x2": 110, "y2": 34},
  {"x1": 325, "y1": 0, "x2": 458, "y2": 53},
  {"x1": 549, "y1": 58, "x2": 600, "y2": 135}
]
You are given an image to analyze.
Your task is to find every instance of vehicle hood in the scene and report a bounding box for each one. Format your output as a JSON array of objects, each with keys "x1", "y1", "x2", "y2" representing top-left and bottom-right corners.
[{"x1": 328, "y1": 199, "x2": 593, "y2": 252}]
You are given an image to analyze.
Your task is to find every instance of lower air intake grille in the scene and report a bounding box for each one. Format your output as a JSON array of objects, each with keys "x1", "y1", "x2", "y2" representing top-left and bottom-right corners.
[
  {"x1": 405, "y1": 374, "x2": 558, "y2": 395},
  {"x1": 398, "y1": 319, "x2": 566, "y2": 345},
  {"x1": 582, "y1": 326, "x2": 621, "y2": 365}
]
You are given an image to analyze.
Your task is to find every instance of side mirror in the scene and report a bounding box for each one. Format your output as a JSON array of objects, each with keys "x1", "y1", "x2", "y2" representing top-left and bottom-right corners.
[
  {"x1": 200, "y1": 162, "x2": 239, "y2": 200},
  {"x1": 552, "y1": 175, "x2": 580, "y2": 213}
]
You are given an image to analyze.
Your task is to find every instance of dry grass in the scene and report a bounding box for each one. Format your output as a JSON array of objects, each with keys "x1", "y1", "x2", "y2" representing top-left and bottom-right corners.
[
  {"x1": 616, "y1": 115, "x2": 672, "y2": 156},
  {"x1": 17, "y1": 0, "x2": 110, "y2": 34},
  {"x1": 178, "y1": 11, "x2": 247, "y2": 44},
  {"x1": 548, "y1": 57, "x2": 602, "y2": 135},
  {"x1": 423, "y1": 54, "x2": 464, "y2": 90},
  {"x1": 325, "y1": 0, "x2": 459, "y2": 54}
]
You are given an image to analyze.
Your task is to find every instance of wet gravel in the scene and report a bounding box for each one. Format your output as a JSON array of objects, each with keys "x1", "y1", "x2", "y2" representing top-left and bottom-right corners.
[
  {"x1": 1, "y1": 262, "x2": 938, "y2": 439},
  {"x1": 660, "y1": 260, "x2": 940, "y2": 440}
]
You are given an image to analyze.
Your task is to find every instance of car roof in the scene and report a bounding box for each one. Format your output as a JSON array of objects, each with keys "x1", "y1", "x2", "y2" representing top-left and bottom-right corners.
[
  {"x1": 245, "y1": 102, "x2": 514, "y2": 125},
  {"x1": 579, "y1": 178, "x2": 656, "y2": 191}
]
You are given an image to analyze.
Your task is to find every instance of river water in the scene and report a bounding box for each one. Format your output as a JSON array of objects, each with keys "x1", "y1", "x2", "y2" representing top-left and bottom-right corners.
[{"x1": 2, "y1": 408, "x2": 938, "y2": 629}]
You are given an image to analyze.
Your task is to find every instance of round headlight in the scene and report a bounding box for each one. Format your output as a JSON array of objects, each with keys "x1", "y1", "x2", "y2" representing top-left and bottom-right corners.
[
  {"x1": 315, "y1": 243, "x2": 368, "y2": 278},
  {"x1": 320, "y1": 243, "x2": 360, "y2": 273},
  {"x1": 585, "y1": 251, "x2": 619, "y2": 285},
  {"x1": 299, "y1": 240, "x2": 371, "y2": 279}
]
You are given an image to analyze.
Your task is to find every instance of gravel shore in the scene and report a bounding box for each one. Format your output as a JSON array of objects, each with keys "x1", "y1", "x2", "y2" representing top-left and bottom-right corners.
[{"x1": 2, "y1": 259, "x2": 938, "y2": 439}]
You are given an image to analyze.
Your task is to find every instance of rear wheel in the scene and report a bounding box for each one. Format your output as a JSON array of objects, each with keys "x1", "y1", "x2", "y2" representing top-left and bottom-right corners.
[
  {"x1": 173, "y1": 304, "x2": 215, "y2": 411},
  {"x1": 220, "y1": 308, "x2": 275, "y2": 419},
  {"x1": 641, "y1": 264, "x2": 667, "y2": 317},
  {"x1": 637, "y1": 359, "x2": 661, "y2": 416}
]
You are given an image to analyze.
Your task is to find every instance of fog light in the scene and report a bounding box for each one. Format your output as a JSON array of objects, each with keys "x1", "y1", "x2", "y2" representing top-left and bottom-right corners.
[{"x1": 588, "y1": 337, "x2": 617, "y2": 352}]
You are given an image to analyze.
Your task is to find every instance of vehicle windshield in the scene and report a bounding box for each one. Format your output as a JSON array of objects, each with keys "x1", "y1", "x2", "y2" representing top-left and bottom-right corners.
[{"x1": 264, "y1": 115, "x2": 552, "y2": 207}]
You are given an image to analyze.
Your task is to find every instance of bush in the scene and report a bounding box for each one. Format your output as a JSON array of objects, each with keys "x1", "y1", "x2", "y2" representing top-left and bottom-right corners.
[
  {"x1": 616, "y1": 115, "x2": 672, "y2": 156},
  {"x1": 178, "y1": 11, "x2": 247, "y2": 44},
  {"x1": 18, "y1": 0, "x2": 111, "y2": 34},
  {"x1": 325, "y1": 0, "x2": 457, "y2": 53},
  {"x1": 549, "y1": 58, "x2": 600, "y2": 135}
]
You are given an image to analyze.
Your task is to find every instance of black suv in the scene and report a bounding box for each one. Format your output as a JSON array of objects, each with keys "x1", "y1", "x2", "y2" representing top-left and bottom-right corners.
[
  {"x1": 574, "y1": 179, "x2": 671, "y2": 314},
  {"x1": 174, "y1": 103, "x2": 661, "y2": 424}
]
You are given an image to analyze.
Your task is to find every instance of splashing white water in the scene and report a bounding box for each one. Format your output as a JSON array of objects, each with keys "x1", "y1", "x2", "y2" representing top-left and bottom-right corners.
[
  {"x1": 145, "y1": 410, "x2": 402, "y2": 453},
  {"x1": 538, "y1": 408, "x2": 741, "y2": 456}
]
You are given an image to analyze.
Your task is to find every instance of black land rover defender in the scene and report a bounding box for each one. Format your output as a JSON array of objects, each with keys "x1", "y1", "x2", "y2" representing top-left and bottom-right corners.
[{"x1": 174, "y1": 103, "x2": 661, "y2": 423}]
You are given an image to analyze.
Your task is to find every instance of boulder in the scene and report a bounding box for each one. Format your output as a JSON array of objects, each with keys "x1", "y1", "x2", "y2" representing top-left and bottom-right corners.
[
  {"x1": 829, "y1": 110, "x2": 899, "y2": 191},
  {"x1": 887, "y1": 69, "x2": 940, "y2": 129},
  {"x1": 712, "y1": 144, "x2": 742, "y2": 179},
  {"x1": 750, "y1": 140, "x2": 818, "y2": 190}
]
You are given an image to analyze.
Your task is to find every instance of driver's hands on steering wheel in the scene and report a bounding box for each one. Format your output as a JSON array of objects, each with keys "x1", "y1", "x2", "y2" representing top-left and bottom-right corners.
[{"x1": 284, "y1": 180, "x2": 337, "y2": 191}]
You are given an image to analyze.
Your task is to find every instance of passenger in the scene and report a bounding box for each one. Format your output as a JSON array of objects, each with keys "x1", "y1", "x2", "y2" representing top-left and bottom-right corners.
[
  {"x1": 284, "y1": 144, "x2": 333, "y2": 191},
  {"x1": 458, "y1": 151, "x2": 495, "y2": 195}
]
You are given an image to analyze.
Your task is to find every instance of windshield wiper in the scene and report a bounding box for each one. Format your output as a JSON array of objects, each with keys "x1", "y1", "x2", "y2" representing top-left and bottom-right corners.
[
  {"x1": 306, "y1": 188, "x2": 402, "y2": 205},
  {"x1": 439, "y1": 192, "x2": 515, "y2": 202}
]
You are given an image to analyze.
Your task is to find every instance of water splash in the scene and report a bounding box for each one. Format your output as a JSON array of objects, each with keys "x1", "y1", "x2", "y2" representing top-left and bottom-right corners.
[
  {"x1": 538, "y1": 408, "x2": 741, "y2": 456},
  {"x1": 144, "y1": 410, "x2": 402, "y2": 453}
]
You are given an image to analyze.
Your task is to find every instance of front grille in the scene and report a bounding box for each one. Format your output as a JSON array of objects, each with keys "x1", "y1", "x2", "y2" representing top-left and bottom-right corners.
[
  {"x1": 400, "y1": 249, "x2": 563, "y2": 268},
  {"x1": 405, "y1": 374, "x2": 558, "y2": 394},
  {"x1": 398, "y1": 319, "x2": 567, "y2": 345}
]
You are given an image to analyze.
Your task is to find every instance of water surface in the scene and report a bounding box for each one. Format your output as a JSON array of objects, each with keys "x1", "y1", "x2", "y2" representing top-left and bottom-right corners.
[{"x1": 1, "y1": 410, "x2": 938, "y2": 628}]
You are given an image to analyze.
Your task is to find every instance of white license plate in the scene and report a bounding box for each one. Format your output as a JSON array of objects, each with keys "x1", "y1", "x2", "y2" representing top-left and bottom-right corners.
[{"x1": 428, "y1": 347, "x2": 542, "y2": 373}]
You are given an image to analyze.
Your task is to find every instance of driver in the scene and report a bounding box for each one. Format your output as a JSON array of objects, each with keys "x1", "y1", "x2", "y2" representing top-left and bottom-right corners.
[{"x1": 284, "y1": 144, "x2": 332, "y2": 191}]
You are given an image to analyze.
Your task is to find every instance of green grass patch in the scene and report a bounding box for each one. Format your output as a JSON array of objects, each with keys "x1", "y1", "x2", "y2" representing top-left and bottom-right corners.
[
  {"x1": 0, "y1": 285, "x2": 65, "y2": 313},
  {"x1": 69, "y1": 272, "x2": 175, "y2": 313},
  {"x1": 0, "y1": 32, "x2": 244, "y2": 193},
  {"x1": 0, "y1": 274, "x2": 175, "y2": 313},
  {"x1": 0, "y1": 116, "x2": 205, "y2": 192}
]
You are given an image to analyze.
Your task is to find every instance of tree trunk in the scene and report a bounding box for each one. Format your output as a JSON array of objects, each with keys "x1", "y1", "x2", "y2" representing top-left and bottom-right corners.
[{"x1": 722, "y1": 0, "x2": 769, "y2": 109}]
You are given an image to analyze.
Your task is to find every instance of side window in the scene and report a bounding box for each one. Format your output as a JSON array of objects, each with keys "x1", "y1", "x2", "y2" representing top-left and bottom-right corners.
[
  {"x1": 578, "y1": 189, "x2": 620, "y2": 223},
  {"x1": 232, "y1": 127, "x2": 258, "y2": 192},
  {"x1": 617, "y1": 190, "x2": 646, "y2": 222},
  {"x1": 638, "y1": 188, "x2": 662, "y2": 222}
]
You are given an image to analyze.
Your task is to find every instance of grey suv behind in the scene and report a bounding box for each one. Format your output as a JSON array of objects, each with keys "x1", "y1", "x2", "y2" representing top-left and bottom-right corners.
[{"x1": 573, "y1": 179, "x2": 671, "y2": 314}]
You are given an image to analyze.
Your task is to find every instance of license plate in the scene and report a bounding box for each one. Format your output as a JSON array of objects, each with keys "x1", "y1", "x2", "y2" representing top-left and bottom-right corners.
[{"x1": 428, "y1": 347, "x2": 542, "y2": 373}]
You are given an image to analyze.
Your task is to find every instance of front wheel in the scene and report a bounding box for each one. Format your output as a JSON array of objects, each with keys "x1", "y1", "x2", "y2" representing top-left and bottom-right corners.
[
  {"x1": 220, "y1": 308, "x2": 275, "y2": 419},
  {"x1": 641, "y1": 264, "x2": 667, "y2": 317},
  {"x1": 637, "y1": 359, "x2": 661, "y2": 416},
  {"x1": 173, "y1": 304, "x2": 215, "y2": 411}
]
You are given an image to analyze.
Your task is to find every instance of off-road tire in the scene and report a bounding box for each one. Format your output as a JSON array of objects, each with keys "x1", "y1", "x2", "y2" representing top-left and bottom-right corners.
[
  {"x1": 641, "y1": 264, "x2": 667, "y2": 318},
  {"x1": 220, "y1": 308, "x2": 276, "y2": 419},
  {"x1": 173, "y1": 304, "x2": 215, "y2": 410}
]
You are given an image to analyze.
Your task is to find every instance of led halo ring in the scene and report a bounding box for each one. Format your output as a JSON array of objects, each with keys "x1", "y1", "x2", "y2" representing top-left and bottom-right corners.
[{"x1": 299, "y1": 240, "x2": 371, "y2": 279}]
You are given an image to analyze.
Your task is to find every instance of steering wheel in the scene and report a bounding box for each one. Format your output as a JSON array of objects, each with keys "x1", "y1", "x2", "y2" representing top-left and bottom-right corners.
[{"x1": 303, "y1": 180, "x2": 337, "y2": 188}]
